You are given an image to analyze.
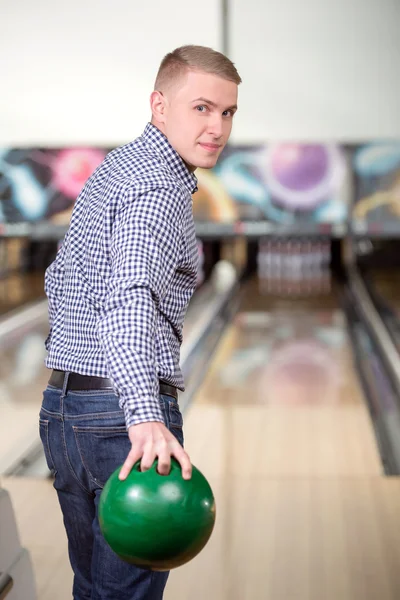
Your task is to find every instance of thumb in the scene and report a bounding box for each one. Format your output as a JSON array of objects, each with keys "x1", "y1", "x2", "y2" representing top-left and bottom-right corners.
[{"x1": 119, "y1": 449, "x2": 141, "y2": 481}]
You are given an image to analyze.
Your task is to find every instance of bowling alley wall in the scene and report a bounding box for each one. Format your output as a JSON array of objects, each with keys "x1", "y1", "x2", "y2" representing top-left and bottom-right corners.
[{"x1": 0, "y1": 0, "x2": 400, "y2": 240}]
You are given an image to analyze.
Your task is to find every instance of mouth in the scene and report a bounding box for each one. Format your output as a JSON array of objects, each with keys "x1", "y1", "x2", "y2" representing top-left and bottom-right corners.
[{"x1": 198, "y1": 142, "x2": 221, "y2": 153}]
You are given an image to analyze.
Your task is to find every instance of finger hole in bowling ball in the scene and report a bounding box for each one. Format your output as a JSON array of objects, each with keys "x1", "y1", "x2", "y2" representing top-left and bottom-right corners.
[{"x1": 156, "y1": 464, "x2": 171, "y2": 476}]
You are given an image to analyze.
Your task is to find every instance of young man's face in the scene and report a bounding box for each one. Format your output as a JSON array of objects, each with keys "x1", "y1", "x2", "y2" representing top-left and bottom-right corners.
[{"x1": 151, "y1": 69, "x2": 238, "y2": 171}]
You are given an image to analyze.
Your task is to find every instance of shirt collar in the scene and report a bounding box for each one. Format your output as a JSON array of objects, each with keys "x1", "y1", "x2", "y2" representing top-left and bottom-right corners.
[{"x1": 141, "y1": 123, "x2": 198, "y2": 195}]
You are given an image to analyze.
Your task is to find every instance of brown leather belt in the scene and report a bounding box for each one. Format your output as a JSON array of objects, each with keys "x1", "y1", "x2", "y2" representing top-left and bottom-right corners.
[{"x1": 48, "y1": 370, "x2": 178, "y2": 400}]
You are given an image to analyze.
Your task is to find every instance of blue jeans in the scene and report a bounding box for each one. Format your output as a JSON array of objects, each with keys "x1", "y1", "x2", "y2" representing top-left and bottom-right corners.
[{"x1": 39, "y1": 380, "x2": 184, "y2": 600}]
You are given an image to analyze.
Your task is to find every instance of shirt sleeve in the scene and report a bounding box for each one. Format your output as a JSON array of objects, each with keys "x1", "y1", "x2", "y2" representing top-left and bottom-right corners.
[
  {"x1": 96, "y1": 184, "x2": 186, "y2": 428},
  {"x1": 44, "y1": 232, "x2": 68, "y2": 350}
]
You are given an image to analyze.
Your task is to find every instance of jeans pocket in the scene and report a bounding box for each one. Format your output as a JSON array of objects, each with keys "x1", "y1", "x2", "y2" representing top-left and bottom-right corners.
[
  {"x1": 165, "y1": 398, "x2": 184, "y2": 447},
  {"x1": 39, "y1": 419, "x2": 57, "y2": 474},
  {"x1": 73, "y1": 425, "x2": 131, "y2": 488}
]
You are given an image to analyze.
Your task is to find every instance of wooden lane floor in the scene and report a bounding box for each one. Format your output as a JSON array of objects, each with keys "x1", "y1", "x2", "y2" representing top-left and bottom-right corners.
[
  {"x1": 4, "y1": 277, "x2": 400, "y2": 599},
  {"x1": 3, "y1": 474, "x2": 400, "y2": 600}
]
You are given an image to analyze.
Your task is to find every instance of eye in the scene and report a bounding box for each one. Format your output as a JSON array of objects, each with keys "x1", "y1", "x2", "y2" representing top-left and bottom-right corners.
[
  {"x1": 223, "y1": 109, "x2": 234, "y2": 117},
  {"x1": 196, "y1": 105, "x2": 208, "y2": 113}
]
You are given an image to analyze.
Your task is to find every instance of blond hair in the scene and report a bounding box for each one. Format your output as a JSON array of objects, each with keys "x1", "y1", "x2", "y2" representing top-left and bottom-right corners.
[{"x1": 154, "y1": 45, "x2": 242, "y2": 92}]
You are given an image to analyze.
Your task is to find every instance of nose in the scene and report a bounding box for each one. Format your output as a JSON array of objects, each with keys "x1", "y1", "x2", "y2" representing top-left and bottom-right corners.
[{"x1": 207, "y1": 115, "x2": 224, "y2": 139}]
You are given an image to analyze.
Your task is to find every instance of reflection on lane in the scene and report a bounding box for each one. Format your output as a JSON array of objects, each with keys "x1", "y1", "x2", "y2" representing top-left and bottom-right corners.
[
  {"x1": 200, "y1": 278, "x2": 357, "y2": 410},
  {"x1": 225, "y1": 311, "x2": 346, "y2": 407}
]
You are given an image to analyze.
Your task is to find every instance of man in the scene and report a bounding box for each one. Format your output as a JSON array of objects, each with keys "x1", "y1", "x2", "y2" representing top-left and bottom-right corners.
[{"x1": 40, "y1": 45, "x2": 241, "y2": 599}]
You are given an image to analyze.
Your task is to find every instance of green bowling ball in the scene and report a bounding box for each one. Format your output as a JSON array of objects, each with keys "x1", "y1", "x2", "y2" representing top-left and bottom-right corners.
[{"x1": 98, "y1": 458, "x2": 216, "y2": 571}]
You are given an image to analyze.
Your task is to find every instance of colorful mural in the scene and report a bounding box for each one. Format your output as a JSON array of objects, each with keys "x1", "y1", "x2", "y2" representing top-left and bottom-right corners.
[
  {"x1": 194, "y1": 143, "x2": 349, "y2": 225},
  {"x1": 352, "y1": 142, "x2": 400, "y2": 231},
  {"x1": 0, "y1": 147, "x2": 108, "y2": 225}
]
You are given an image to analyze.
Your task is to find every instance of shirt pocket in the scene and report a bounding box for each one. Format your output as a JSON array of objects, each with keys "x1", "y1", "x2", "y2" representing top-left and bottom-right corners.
[{"x1": 73, "y1": 425, "x2": 130, "y2": 488}]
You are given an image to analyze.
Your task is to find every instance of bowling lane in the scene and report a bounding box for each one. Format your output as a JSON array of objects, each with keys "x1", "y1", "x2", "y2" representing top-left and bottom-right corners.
[
  {"x1": 163, "y1": 276, "x2": 400, "y2": 600},
  {"x1": 182, "y1": 275, "x2": 382, "y2": 479}
]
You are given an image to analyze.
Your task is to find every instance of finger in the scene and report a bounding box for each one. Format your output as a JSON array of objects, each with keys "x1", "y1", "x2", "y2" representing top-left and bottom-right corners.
[
  {"x1": 172, "y1": 447, "x2": 192, "y2": 480},
  {"x1": 156, "y1": 452, "x2": 171, "y2": 476},
  {"x1": 140, "y1": 448, "x2": 156, "y2": 473},
  {"x1": 119, "y1": 448, "x2": 142, "y2": 481}
]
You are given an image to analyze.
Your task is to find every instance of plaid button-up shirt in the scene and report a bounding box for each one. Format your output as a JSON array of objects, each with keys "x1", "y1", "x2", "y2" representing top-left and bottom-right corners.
[{"x1": 45, "y1": 123, "x2": 199, "y2": 428}]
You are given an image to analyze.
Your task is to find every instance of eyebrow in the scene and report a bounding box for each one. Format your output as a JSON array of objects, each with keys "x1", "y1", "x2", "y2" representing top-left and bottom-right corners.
[{"x1": 191, "y1": 97, "x2": 238, "y2": 111}]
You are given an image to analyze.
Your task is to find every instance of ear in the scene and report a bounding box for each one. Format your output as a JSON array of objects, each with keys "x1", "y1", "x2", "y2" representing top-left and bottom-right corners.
[{"x1": 150, "y1": 90, "x2": 167, "y2": 124}]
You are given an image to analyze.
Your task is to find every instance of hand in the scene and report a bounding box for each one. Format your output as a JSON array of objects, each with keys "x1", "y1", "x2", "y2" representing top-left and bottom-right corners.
[{"x1": 118, "y1": 421, "x2": 192, "y2": 481}]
